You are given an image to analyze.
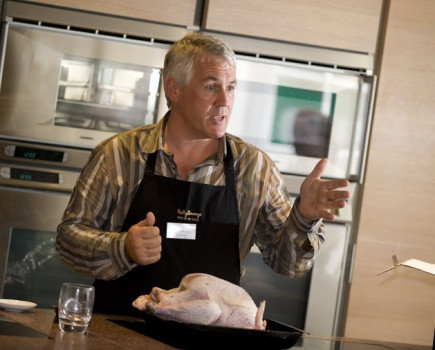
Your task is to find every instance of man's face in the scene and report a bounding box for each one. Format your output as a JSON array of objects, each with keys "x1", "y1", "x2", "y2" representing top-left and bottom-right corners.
[{"x1": 173, "y1": 54, "x2": 237, "y2": 140}]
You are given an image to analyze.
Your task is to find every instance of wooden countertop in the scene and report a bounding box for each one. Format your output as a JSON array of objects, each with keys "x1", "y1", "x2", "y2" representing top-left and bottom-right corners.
[
  {"x1": 0, "y1": 308, "x2": 431, "y2": 350},
  {"x1": 0, "y1": 308, "x2": 173, "y2": 350}
]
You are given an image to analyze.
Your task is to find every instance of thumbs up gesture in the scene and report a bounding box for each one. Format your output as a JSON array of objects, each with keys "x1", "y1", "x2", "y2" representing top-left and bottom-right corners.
[
  {"x1": 298, "y1": 158, "x2": 350, "y2": 221},
  {"x1": 125, "y1": 212, "x2": 162, "y2": 265}
]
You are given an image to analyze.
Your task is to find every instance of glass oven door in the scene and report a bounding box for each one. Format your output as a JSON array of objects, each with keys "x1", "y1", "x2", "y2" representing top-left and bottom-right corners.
[
  {"x1": 227, "y1": 57, "x2": 375, "y2": 180},
  {"x1": 0, "y1": 186, "x2": 93, "y2": 309}
]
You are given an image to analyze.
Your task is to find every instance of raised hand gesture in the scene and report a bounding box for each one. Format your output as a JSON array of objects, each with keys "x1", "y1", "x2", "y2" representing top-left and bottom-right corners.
[{"x1": 298, "y1": 158, "x2": 350, "y2": 221}]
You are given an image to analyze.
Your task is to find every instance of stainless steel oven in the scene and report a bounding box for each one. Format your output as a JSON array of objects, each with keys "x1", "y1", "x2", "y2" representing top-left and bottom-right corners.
[
  {"x1": 0, "y1": 139, "x2": 93, "y2": 308},
  {"x1": 226, "y1": 57, "x2": 375, "y2": 181},
  {"x1": 0, "y1": 12, "x2": 171, "y2": 150}
]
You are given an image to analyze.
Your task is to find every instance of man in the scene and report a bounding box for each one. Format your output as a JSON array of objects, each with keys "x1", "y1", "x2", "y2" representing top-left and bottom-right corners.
[{"x1": 56, "y1": 32, "x2": 349, "y2": 315}]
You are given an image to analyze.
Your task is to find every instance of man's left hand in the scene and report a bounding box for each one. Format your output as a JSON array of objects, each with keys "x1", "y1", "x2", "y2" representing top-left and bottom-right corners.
[{"x1": 298, "y1": 158, "x2": 350, "y2": 221}]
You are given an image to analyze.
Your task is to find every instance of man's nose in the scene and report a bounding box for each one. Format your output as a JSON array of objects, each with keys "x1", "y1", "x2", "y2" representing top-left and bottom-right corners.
[{"x1": 215, "y1": 88, "x2": 230, "y2": 106}]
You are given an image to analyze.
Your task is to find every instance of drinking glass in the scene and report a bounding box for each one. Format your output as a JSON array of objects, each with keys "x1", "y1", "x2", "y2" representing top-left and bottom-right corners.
[{"x1": 58, "y1": 283, "x2": 95, "y2": 334}]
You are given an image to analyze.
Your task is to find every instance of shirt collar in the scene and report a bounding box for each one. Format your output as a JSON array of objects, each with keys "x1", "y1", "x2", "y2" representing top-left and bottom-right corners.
[{"x1": 154, "y1": 111, "x2": 228, "y2": 161}]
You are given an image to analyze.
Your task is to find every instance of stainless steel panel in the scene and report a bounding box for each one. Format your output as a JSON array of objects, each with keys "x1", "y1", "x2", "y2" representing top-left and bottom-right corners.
[
  {"x1": 210, "y1": 31, "x2": 375, "y2": 73},
  {"x1": 304, "y1": 222, "x2": 349, "y2": 335}
]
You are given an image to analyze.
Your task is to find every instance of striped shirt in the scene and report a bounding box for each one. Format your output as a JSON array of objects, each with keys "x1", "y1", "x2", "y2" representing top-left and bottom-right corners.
[{"x1": 56, "y1": 115, "x2": 325, "y2": 281}]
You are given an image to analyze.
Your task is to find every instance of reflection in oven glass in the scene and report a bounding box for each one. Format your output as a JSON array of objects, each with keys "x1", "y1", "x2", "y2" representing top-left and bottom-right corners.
[
  {"x1": 54, "y1": 55, "x2": 162, "y2": 132},
  {"x1": 4, "y1": 228, "x2": 93, "y2": 308},
  {"x1": 292, "y1": 108, "x2": 332, "y2": 158},
  {"x1": 229, "y1": 80, "x2": 335, "y2": 159}
]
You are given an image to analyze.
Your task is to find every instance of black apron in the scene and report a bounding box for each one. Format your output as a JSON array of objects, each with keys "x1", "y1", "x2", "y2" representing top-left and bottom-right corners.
[{"x1": 93, "y1": 142, "x2": 240, "y2": 315}]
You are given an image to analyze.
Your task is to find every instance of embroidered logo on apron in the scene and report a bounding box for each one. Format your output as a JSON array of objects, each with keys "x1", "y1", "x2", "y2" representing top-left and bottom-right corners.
[{"x1": 176, "y1": 209, "x2": 202, "y2": 222}]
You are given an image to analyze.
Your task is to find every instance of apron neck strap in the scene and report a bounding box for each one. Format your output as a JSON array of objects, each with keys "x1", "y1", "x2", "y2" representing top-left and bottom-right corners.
[
  {"x1": 145, "y1": 151, "x2": 157, "y2": 176},
  {"x1": 224, "y1": 139, "x2": 235, "y2": 187}
]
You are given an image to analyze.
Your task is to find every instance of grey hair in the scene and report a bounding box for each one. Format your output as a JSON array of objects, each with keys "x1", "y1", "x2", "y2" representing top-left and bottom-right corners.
[{"x1": 163, "y1": 32, "x2": 237, "y2": 108}]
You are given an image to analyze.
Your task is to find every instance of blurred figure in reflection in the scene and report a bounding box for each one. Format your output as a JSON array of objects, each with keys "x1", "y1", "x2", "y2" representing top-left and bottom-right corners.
[{"x1": 293, "y1": 109, "x2": 332, "y2": 158}]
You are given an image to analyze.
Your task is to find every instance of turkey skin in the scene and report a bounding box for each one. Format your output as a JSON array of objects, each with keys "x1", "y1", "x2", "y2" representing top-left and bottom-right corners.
[{"x1": 133, "y1": 273, "x2": 266, "y2": 330}]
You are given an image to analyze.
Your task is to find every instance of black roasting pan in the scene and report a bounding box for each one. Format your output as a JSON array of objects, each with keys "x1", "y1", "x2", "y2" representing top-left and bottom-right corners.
[{"x1": 113, "y1": 311, "x2": 303, "y2": 349}]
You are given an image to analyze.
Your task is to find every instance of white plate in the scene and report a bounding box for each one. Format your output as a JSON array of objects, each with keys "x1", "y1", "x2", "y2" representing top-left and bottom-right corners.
[{"x1": 0, "y1": 299, "x2": 37, "y2": 312}]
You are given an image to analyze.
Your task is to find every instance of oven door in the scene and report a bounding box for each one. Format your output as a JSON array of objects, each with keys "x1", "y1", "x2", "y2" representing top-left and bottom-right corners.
[
  {"x1": 0, "y1": 186, "x2": 93, "y2": 308},
  {"x1": 227, "y1": 57, "x2": 375, "y2": 180}
]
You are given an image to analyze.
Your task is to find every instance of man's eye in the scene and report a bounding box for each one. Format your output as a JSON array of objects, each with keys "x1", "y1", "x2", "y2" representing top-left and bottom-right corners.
[{"x1": 206, "y1": 85, "x2": 215, "y2": 91}]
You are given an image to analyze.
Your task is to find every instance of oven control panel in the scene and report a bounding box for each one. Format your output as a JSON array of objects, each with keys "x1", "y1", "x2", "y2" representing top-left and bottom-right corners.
[
  {"x1": 0, "y1": 139, "x2": 91, "y2": 192},
  {"x1": 4, "y1": 144, "x2": 69, "y2": 163},
  {"x1": 0, "y1": 166, "x2": 64, "y2": 184},
  {"x1": 0, "y1": 139, "x2": 91, "y2": 169},
  {"x1": 0, "y1": 163, "x2": 78, "y2": 192}
]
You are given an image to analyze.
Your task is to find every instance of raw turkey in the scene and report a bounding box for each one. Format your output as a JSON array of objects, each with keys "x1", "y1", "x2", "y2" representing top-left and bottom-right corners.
[{"x1": 133, "y1": 273, "x2": 266, "y2": 330}]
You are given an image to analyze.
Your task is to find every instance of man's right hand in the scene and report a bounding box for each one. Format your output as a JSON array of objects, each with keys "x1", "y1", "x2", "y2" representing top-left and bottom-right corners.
[{"x1": 125, "y1": 212, "x2": 162, "y2": 265}]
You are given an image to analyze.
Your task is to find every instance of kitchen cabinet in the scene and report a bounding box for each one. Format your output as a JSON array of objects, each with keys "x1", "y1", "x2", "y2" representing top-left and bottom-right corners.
[
  {"x1": 203, "y1": 0, "x2": 382, "y2": 53},
  {"x1": 22, "y1": 0, "x2": 198, "y2": 27},
  {"x1": 344, "y1": 0, "x2": 435, "y2": 346},
  {"x1": 22, "y1": 0, "x2": 382, "y2": 54}
]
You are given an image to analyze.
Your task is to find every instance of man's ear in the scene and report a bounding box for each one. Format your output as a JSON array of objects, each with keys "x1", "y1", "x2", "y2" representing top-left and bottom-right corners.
[{"x1": 165, "y1": 76, "x2": 178, "y2": 103}]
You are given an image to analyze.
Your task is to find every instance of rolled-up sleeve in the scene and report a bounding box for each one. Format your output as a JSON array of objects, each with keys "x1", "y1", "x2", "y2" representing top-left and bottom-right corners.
[
  {"x1": 55, "y1": 145, "x2": 136, "y2": 280},
  {"x1": 252, "y1": 165, "x2": 324, "y2": 278}
]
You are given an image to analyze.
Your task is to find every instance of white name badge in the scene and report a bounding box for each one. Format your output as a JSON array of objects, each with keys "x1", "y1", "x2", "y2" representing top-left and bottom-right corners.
[{"x1": 166, "y1": 222, "x2": 197, "y2": 240}]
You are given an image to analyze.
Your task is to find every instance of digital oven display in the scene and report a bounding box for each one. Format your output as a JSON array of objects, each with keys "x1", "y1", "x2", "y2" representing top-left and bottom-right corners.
[
  {"x1": 13, "y1": 146, "x2": 65, "y2": 162},
  {"x1": 10, "y1": 168, "x2": 60, "y2": 184}
]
